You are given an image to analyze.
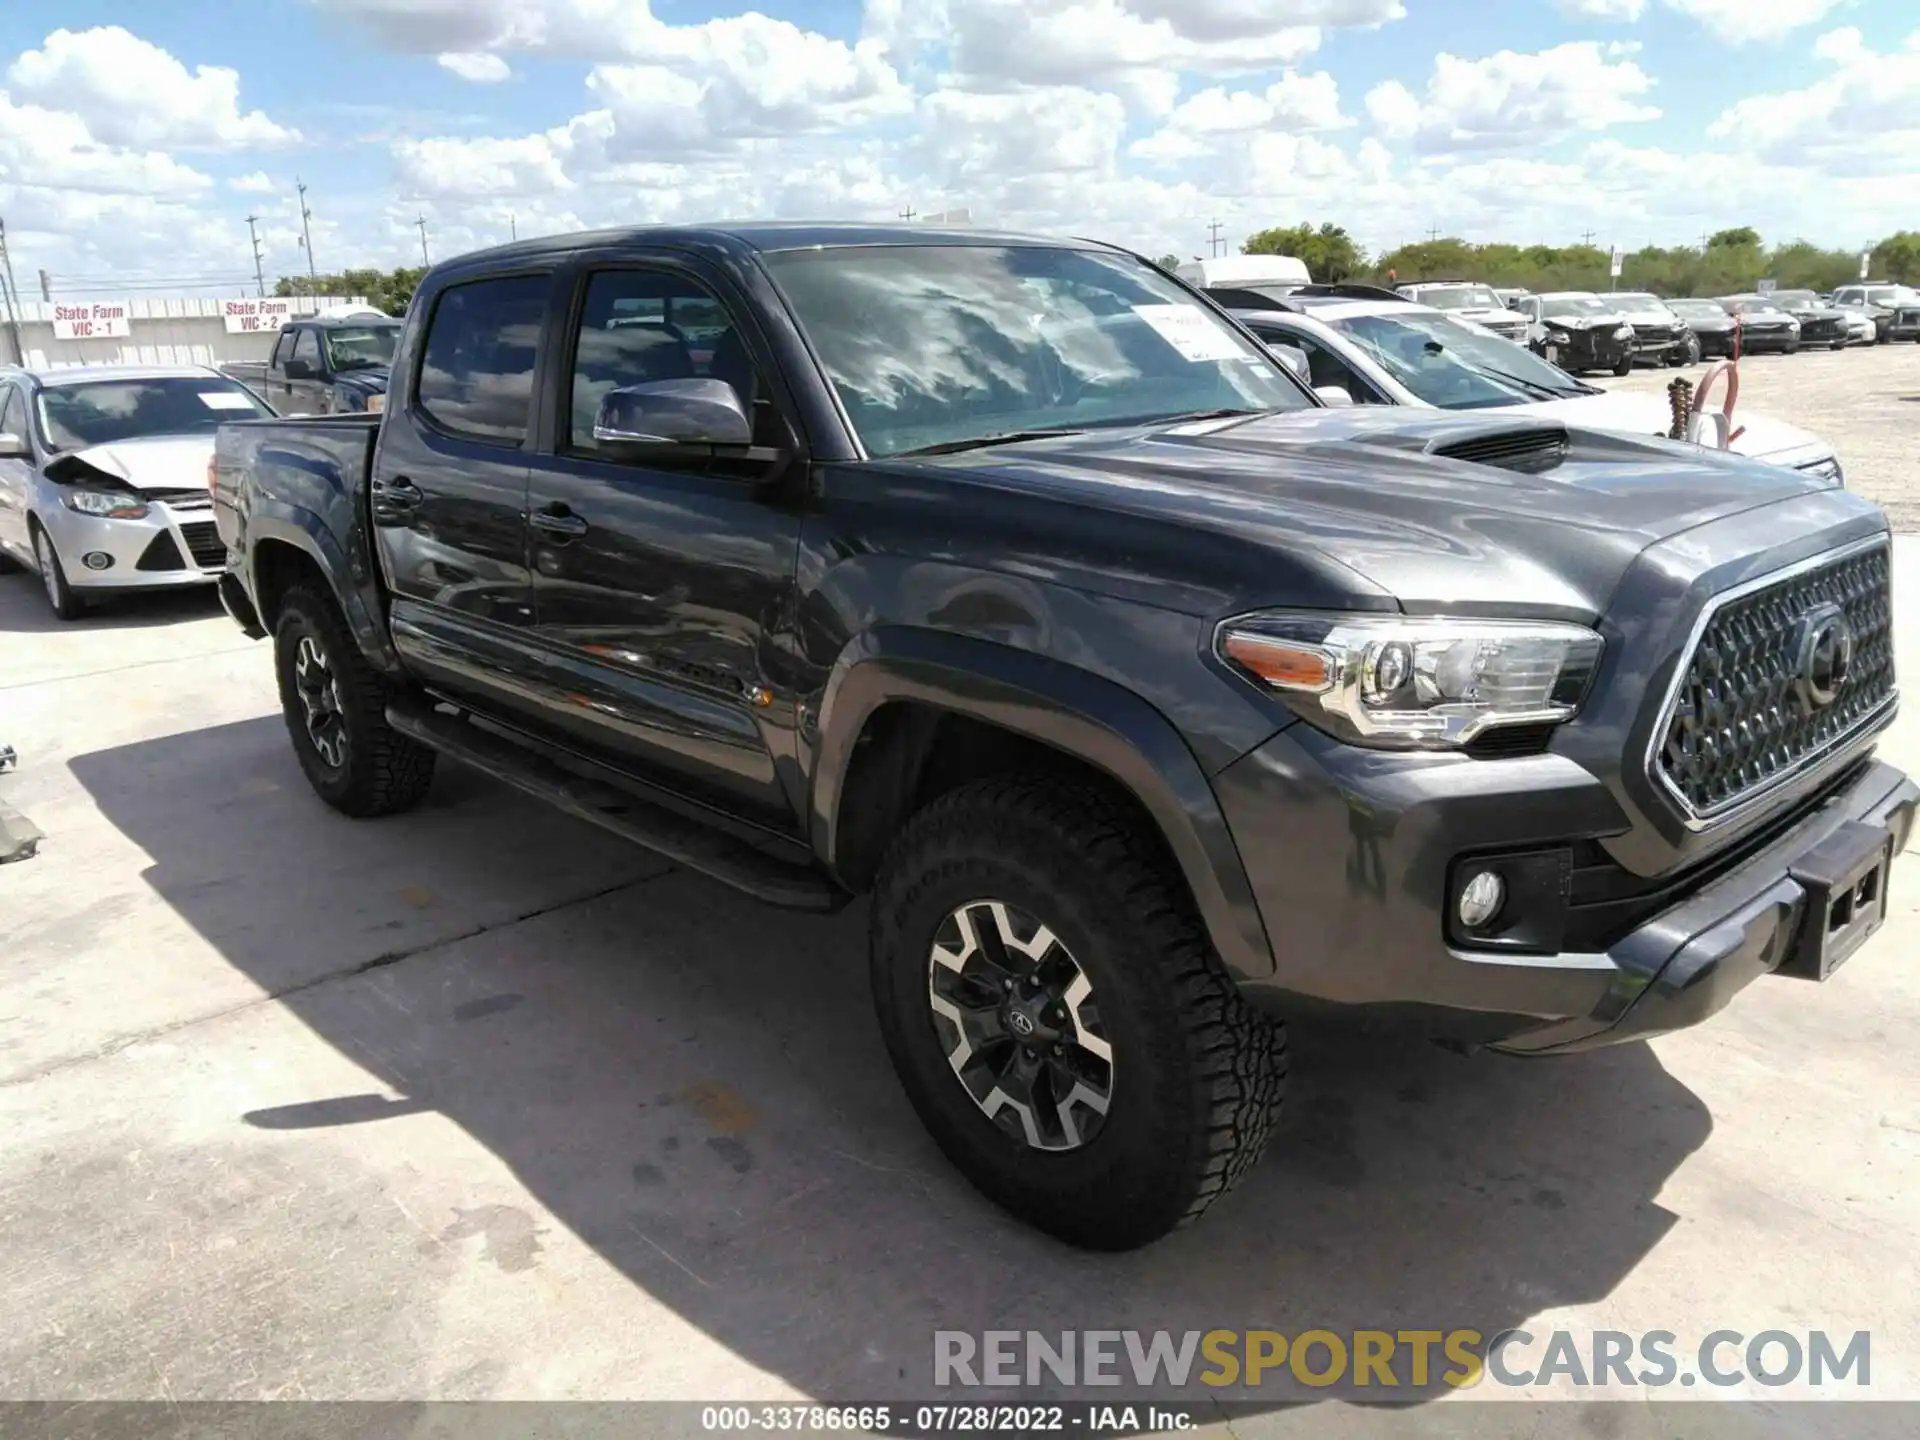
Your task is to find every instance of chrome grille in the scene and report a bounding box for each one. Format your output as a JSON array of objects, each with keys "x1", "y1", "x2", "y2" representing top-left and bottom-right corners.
[{"x1": 1654, "y1": 543, "x2": 1894, "y2": 822}]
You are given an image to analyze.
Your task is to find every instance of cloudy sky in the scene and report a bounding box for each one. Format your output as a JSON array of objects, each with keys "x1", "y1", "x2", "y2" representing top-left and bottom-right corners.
[{"x1": 1, "y1": 0, "x2": 1913, "y2": 298}]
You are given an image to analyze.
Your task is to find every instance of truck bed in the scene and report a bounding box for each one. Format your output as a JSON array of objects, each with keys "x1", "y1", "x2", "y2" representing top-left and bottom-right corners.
[{"x1": 211, "y1": 413, "x2": 380, "y2": 558}]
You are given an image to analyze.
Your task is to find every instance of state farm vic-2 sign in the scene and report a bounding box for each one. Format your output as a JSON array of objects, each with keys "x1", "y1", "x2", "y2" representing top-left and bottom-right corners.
[
  {"x1": 51, "y1": 301, "x2": 132, "y2": 340},
  {"x1": 221, "y1": 297, "x2": 297, "y2": 334}
]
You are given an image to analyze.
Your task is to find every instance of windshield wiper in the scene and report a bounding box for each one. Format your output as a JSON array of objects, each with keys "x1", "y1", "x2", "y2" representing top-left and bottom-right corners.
[
  {"x1": 897, "y1": 427, "x2": 1086, "y2": 457},
  {"x1": 1461, "y1": 361, "x2": 1593, "y2": 400},
  {"x1": 1150, "y1": 407, "x2": 1271, "y2": 425}
]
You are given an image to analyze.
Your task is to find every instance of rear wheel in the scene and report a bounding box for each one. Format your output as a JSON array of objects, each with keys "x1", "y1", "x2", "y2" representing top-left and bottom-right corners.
[
  {"x1": 273, "y1": 584, "x2": 436, "y2": 817},
  {"x1": 870, "y1": 776, "x2": 1286, "y2": 1250},
  {"x1": 30, "y1": 523, "x2": 86, "y2": 621}
]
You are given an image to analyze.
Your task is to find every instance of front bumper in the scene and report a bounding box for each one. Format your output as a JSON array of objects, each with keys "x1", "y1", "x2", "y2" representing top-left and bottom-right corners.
[
  {"x1": 1626, "y1": 325, "x2": 1685, "y2": 359},
  {"x1": 1536, "y1": 328, "x2": 1631, "y2": 370},
  {"x1": 41, "y1": 501, "x2": 224, "y2": 590},
  {"x1": 1738, "y1": 326, "x2": 1799, "y2": 352},
  {"x1": 1214, "y1": 724, "x2": 1914, "y2": 1054},
  {"x1": 1888, "y1": 310, "x2": 1920, "y2": 340}
]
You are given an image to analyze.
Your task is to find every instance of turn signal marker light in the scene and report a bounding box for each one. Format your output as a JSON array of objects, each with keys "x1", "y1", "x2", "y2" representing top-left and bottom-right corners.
[{"x1": 1220, "y1": 632, "x2": 1333, "y2": 693}]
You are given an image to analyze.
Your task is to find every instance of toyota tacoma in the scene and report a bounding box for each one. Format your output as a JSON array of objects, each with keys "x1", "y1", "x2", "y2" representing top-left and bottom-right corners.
[{"x1": 209, "y1": 224, "x2": 1912, "y2": 1251}]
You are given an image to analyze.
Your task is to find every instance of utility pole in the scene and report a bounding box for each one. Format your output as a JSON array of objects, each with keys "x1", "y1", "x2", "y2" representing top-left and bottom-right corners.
[
  {"x1": 1426, "y1": 225, "x2": 1440, "y2": 242},
  {"x1": 1579, "y1": 228, "x2": 1596, "y2": 246},
  {"x1": 509, "y1": 213, "x2": 517, "y2": 241},
  {"x1": 898, "y1": 205, "x2": 917, "y2": 222},
  {"x1": 0, "y1": 218, "x2": 22, "y2": 366},
  {"x1": 38, "y1": 270, "x2": 50, "y2": 302},
  {"x1": 415, "y1": 214, "x2": 430, "y2": 266},
  {"x1": 1207, "y1": 219, "x2": 1224, "y2": 257},
  {"x1": 245, "y1": 215, "x2": 266, "y2": 297},
  {"x1": 296, "y1": 178, "x2": 318, "y2": 284}
]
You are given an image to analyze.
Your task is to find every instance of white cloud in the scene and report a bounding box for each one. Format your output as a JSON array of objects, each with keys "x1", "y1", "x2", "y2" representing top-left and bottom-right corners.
[
  {"x1": 921, "y1": 87, "x2": 1129, "y2": 180},
  {"x1": 229, "y1": 171, "x2": 278, "y2": 194},
  {"x1": 1707, "y1": 26, "x2": 1920, "y2": 168},
  {"x1": 1664, "y1": 0, "x2": 1847, "y2": 45},
  {"x1": 437, "y1": 52, "x2": 512, "y2": 82},
  {"x1": 0, "y1": 93, "x2": 213, "y2": 196},
  {"x1": 1363, "y1": 42, "x2": 1660, "y2": 153},
  {"x1": 1130, "y1": 72, "x2": 1348, "y2": 163},
  {"x1": 6, "y1": 27, "x2": 296, "y2": 149},
  {"x1": 1555, "y1": 0, "x2": 1648, "y2": 17}
]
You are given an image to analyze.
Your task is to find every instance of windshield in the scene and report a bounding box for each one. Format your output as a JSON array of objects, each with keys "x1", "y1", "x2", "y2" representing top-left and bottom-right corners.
[
  {"x1": 1542, "y1": 295, "x2": 1615, "y2": 318},
  {"x1": 1771, "y1": 291, "x2": 1817, "y2": 307},
  {"x1": 763, "y1": 244, "x2": 1309, "y2": 457},
  {"x1": 35, "y1": 378, "x2": 272, "y2": 453},
  {"x1": 1668, "y1": 299, "x2": 1727, "y2": 319},
  {"x1": 1418, "y1": 285, "x2": 1502, "y2": 311},
  {"x1": 323, "y1": 324, "x2": 401, "y2": 371},
  {"x1": 1329, "y1": 310, "x2": 1591, "y2": 410},
  {"x1": 1867, "y1": 287, "x2": 1917, "y2": 305},
  {"x1": 1613, "y1": 293, "x2": 1669, "y2": 312},
  {"x1": 1725, "y1": 299, "x2": 1780, "y2": 315}
]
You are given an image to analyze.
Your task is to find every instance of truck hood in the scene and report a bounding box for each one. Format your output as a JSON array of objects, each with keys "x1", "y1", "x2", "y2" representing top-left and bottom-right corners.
[
  {"x1": 1498, "y1": 391, "x2": 1830, "y2": 466},
  {"x1": 1542, "y1": 314, "x2": 1627, "y2": 333},
  {"x1": 917, "y1": 408, "x2": 1840, "y2": 622},
  {"x1": 43, "y1": 435, "x2": 215, "y2": 495},
  {"x1": 333, "y1": 367, "x2": 390, "y2": 397}
]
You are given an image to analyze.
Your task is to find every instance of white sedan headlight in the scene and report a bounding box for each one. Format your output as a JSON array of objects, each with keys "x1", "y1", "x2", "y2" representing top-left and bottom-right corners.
[
  {"x1": 1217, "y1": 613, "x2": 1604, "y2": 749},
  {"x1": 1614, "y1": 324, "x2": 1633, "y2": 339},
  {"x1": 1797, "y1": 456, "x2": 1845, "y2": 487},
  {"x1": 60, "y1": 489, "x2": 150, "y2": 519}
]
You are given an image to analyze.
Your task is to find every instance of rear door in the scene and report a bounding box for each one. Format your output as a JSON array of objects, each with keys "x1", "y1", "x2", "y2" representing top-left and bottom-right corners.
[
  {"x1": 371, "y1": 269, "x2": 558, "y2": 708},
  {"x1": 517, "y1": 256, "x2": 807, "y2": 831}
]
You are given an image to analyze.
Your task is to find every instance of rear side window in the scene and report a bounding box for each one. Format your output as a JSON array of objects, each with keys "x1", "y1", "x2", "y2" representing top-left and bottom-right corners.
[
  {"x1": 416, "y1": 275, "x2": 549, "y2": 444},
  {"x1": 0, "y1": 387, "x2": 21, "y2": 440}
]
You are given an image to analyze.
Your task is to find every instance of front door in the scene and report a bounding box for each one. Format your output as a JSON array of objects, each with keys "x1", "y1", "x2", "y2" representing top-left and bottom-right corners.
[
  {"x1": 519, "y1": 260, "x2": 806, "y2": 831},
  {"x1": 0, "y1": 385, "x2": 33, "y2": 559},
  {"x1": 370, "y1": 269, "x2": 555, "y2": 709},
  {"x1": 285, "y1": 327, "x2": 329, "y2": 415}
]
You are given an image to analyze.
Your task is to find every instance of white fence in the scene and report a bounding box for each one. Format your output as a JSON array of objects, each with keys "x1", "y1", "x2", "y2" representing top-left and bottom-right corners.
[{"x1": 2, "y1": 295, "x2": 375, "y2": 371}]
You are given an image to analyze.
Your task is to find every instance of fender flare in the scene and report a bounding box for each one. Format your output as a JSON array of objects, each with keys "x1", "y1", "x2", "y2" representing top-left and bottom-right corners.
[
  {"x1": 808, "y1": 626, "x2": 1277, "y2": 983},
  {"x1": 244, "y1": 506, "x2": 401, "y2": 672}
]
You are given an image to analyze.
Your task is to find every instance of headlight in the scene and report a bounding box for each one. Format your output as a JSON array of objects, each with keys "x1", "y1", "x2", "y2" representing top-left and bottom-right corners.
[
  {"x1": 1798, "y1": 457, "x2": 1845, "y2": 487},
  {"x1": 1787, "y1": 320, "x2": 1801, "y2": 332},
  {"x1": 61, "y1": 489, "x2": 150, "y2": 519},
  {"x1": 1544, "y1": 324, "x2": 1571, "y2": 340},
  {"x1": 1216, "y1": 613, "x2": 1604, "y2": 749},
  {"x1": 366, "y1": 393, "x2": 385, "y2": 414},
  {"x1": 1614, "y1": 324, "x2": 1633, "y2": 339}
]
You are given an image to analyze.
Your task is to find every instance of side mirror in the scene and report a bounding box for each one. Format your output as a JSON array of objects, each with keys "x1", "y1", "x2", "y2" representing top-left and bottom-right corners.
[
  {"x1": 594, "y1": 378, "x2": 751, "y2": 449},
  {"x1": 1267, "y1": 343, "x2": 1310, "y2": 382},
  {"x1": 1314, "y1": 385, "x2": 1356, "y2": 408},
  {"x1": 282, "y1": 358, "x2": 316, "y2": 381},
  {"x1": 0, "y1": 431, "x2": 29, "y2": 459}
]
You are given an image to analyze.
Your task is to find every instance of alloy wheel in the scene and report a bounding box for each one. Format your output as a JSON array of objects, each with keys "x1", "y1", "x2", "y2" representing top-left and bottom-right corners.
[
  {"x1": 293, "y1": 634, "x2": 349, "y2": 769},
  {"x1": 926, "y1": 899, "x2": 1114, "y2": 1152}
]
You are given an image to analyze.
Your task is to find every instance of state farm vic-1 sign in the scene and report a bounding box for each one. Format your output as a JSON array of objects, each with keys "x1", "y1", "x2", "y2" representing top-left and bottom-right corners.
[
  {"x1": 221, "y1": 297, "x2": 297, "y2": 334},
  {"x1": 51, "y1": 301, "x2": 133, "y2": 340}
]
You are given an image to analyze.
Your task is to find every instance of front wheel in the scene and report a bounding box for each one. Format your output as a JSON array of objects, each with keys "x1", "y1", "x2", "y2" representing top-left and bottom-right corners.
[
  {"x1": 1612, "y1": 354, "x2": 1634, "y2": 377},
  {"x1": 30, "y1": 523, "x2": 86, "y2": 621},
  {"x1": 273, "y1": 584, "x2": 436, "y2": 817},
  {"x1": 870, "y1": 776, "x2": 1286, "y2": 1250}
]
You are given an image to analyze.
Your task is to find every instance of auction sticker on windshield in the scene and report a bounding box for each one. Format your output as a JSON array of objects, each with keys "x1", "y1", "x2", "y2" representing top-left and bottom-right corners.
[
  {"x1": 199, "y1": 392, "x2": 259, "y2": 410},
  {"x1": 1131, "y1": 305, "x2": 1244, "y2": 363}
]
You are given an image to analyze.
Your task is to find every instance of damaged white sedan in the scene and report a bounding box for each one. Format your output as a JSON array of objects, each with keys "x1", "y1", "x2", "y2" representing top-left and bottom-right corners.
[{"x1": 0, "y1": 365, "x2": 274, "y2": 619}]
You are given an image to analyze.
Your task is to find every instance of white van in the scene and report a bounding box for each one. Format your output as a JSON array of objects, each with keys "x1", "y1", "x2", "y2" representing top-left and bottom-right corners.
[{"x1": 1174, "y1": 255, "x2": 1312, "y2": 292}]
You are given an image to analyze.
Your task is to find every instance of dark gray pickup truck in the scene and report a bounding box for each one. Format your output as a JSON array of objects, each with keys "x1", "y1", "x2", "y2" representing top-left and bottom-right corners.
[
  {"x1": 211, "y1": 223, "x2": 1912, "y2": 1250},
  {"x1": 222, "y1": 312, "x2": 402, "y2": 417}
]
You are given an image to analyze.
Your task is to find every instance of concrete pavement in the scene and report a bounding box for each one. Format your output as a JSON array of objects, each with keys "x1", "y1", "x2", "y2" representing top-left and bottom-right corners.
[{"x1": 3, "y1": 540, "x2": 1919, "y2": 1420}]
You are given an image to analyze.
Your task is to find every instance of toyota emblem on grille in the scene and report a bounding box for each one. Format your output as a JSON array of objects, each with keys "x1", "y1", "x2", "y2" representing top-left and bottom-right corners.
[{"x1": 1793, "y1": 602, "x2": 1855, "y2": 710}]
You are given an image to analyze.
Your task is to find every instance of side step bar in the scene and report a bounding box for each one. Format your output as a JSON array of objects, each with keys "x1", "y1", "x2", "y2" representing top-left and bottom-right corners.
[{"x1": 385, "y1": 702, "x2": 848, "y2": 913}]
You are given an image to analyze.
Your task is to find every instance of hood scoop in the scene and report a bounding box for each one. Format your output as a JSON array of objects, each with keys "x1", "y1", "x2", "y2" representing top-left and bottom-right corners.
[{"x1": 1348, "y1": 421, "x2": 1572, "y2": 476}]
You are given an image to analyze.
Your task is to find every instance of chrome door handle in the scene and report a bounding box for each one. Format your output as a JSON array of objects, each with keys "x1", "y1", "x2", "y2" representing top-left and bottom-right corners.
[{"x1": 531, "y1": 505, "x2": 588, "y2": 538}]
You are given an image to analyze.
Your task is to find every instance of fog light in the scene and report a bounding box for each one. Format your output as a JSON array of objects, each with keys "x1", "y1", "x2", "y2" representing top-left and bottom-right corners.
[
  {"x1": 82, "y1": 552, "x2": 114, "y2": 571},
  {"x1": 1458, "y1": 870, "x2": 1505, "y2": 930}
]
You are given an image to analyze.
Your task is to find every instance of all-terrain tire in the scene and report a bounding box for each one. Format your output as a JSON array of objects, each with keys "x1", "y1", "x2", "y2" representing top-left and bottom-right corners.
[
  {"x1": 273, "y1": 584, "x2": 435, "y2": 817},
  {"x1": 869, "y1": 775, "x2": 1286, "y2": 1250},
  {"x1": 1612, "y1": 354, "x2": 1635, "y2": 377}
]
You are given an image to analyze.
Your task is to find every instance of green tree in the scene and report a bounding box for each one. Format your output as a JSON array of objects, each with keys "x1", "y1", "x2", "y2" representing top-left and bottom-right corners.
[
  {"x1": 1155, "y1": 253, "x2": 1182, "y2": 270},
  {"x1": 274, "y1": 266, "x2": 424, "y2": 314},
  {"x1": 1243, "y1": 222, "x2": 1365, "y2": 282},
  {"x1": 1707, "y1": 226, "x2": 1761, "y2": 249},
  {"x1": 1867, "y1": 232, "x2": 1920, "y2": 284}
]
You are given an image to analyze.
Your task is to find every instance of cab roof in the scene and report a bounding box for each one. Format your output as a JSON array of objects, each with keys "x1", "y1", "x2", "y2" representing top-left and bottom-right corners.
[
  {"x1": 455, "y1": 221, "x2": 1102, "y2": 268},
  {"x1": 5, "y1": 363, "x2": 229, "y2": 387}
]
